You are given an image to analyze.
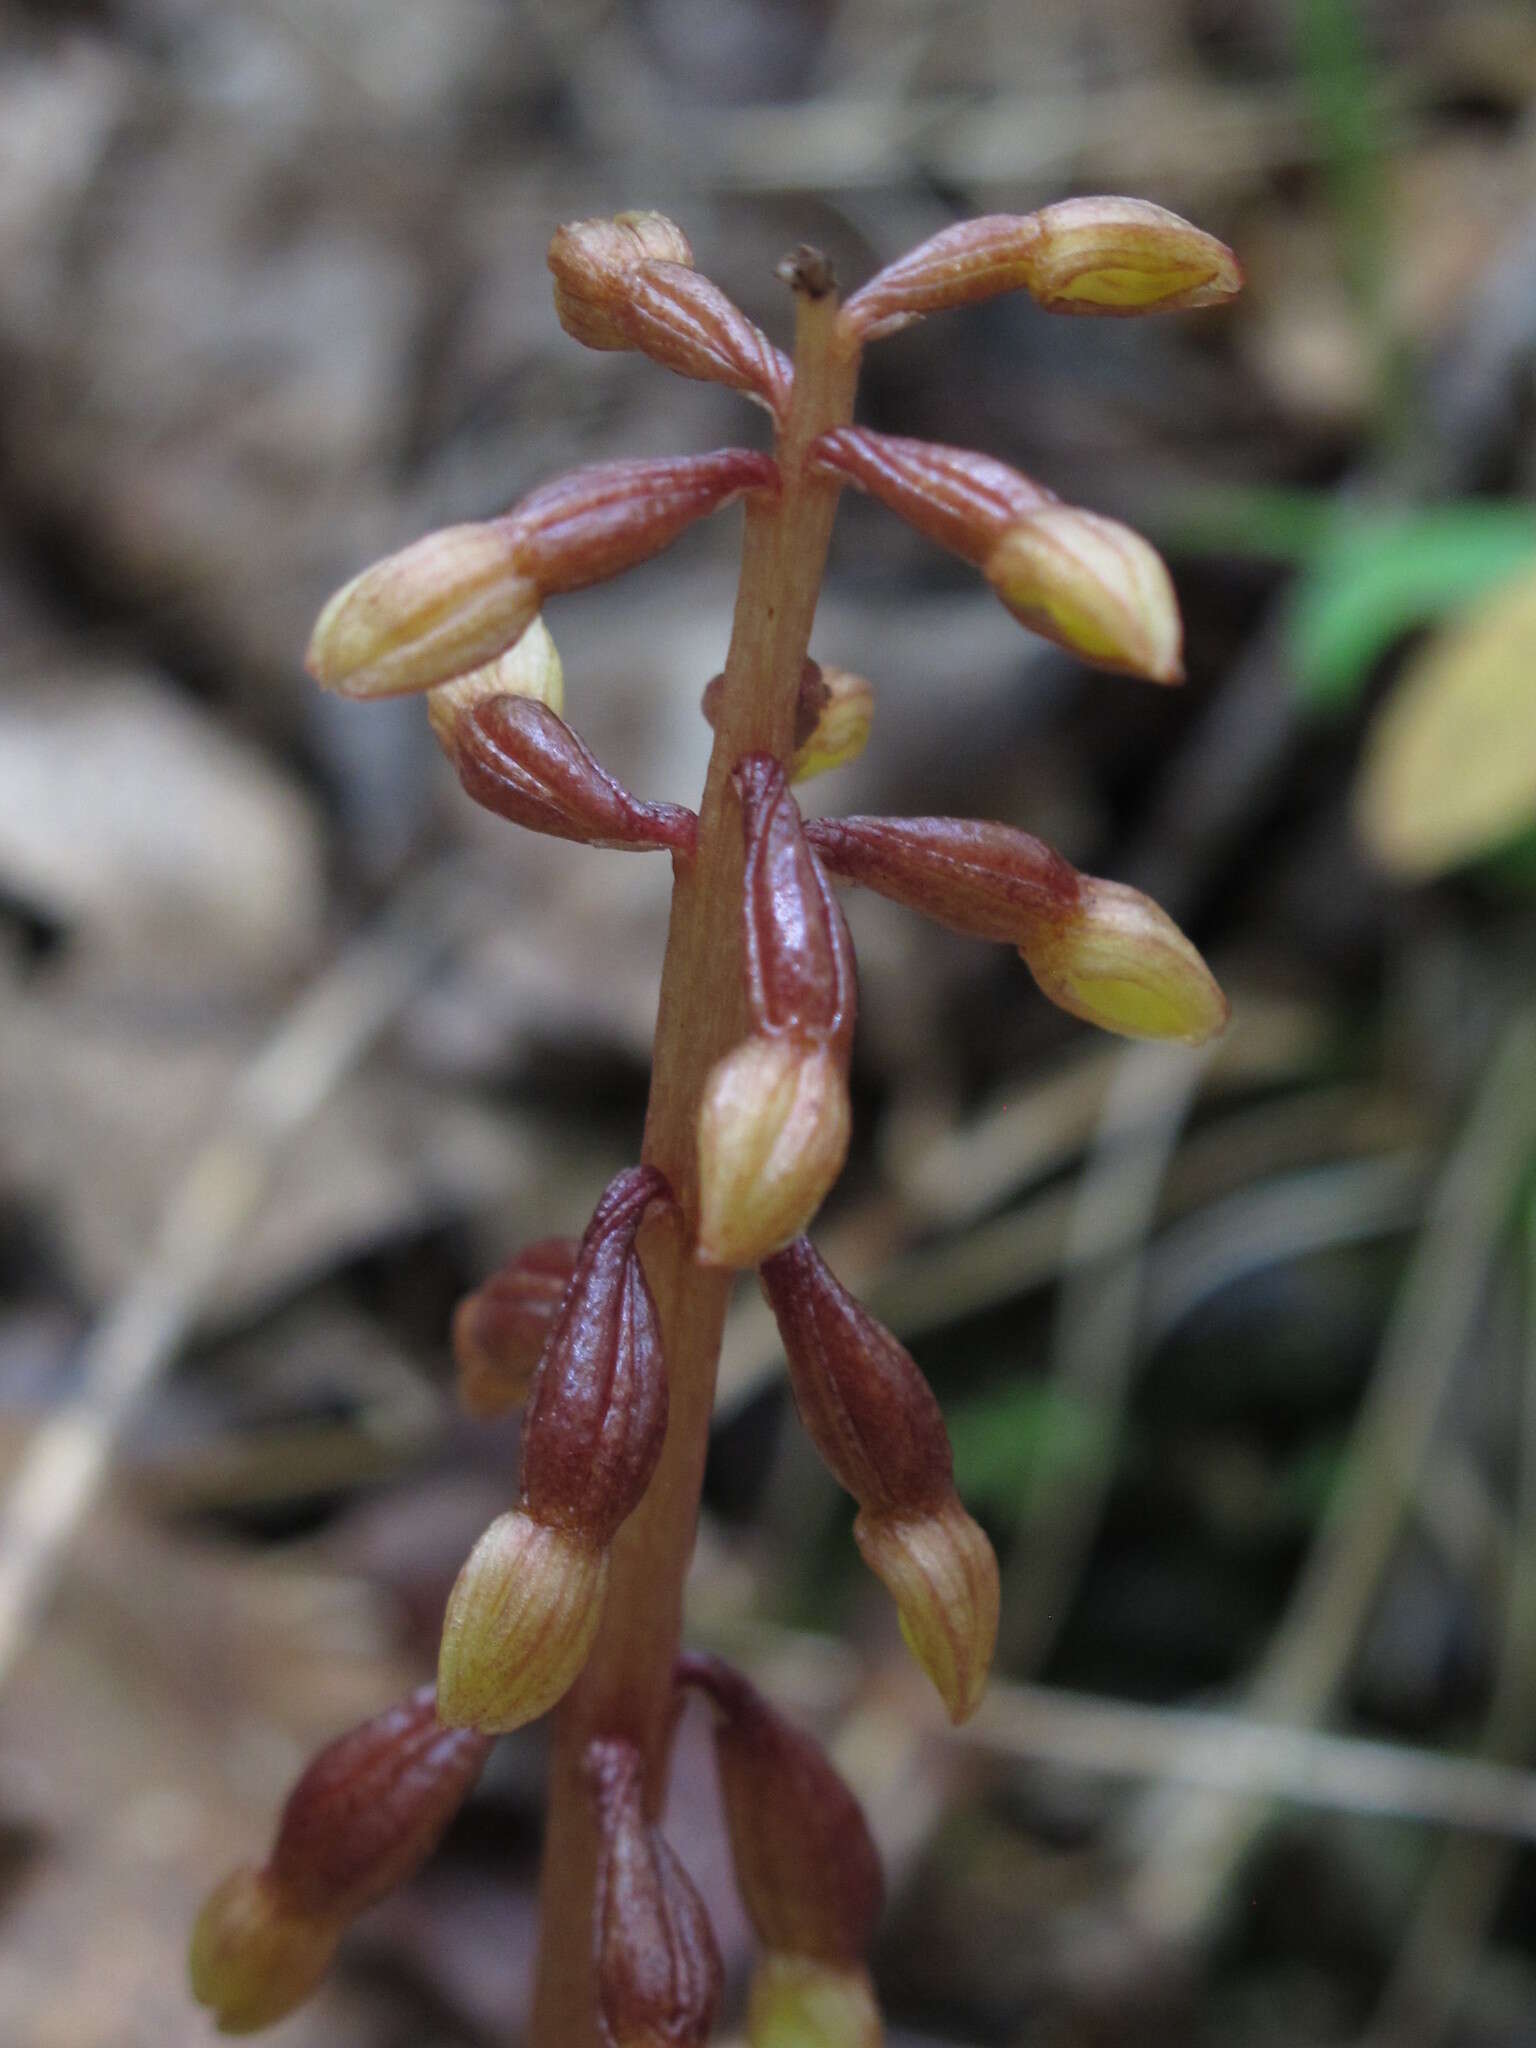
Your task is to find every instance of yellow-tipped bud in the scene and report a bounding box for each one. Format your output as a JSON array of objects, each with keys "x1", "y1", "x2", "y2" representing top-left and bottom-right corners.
[
  {"x1": 1021, "y1": 876, "x2": 1228, "y2": 1045},
  {"x1": 854, "y1": 1494, "x2": 999, "y2": 1725},
  {"x1": 748, "y1": 1954, "x2": 884, "y2": 2048},
  {"x1": 306, "y1": 523, "x2": 539, "y2": 701},
  {"x1": 425, "y1": 614, "x2": 564, "y2": 747},
  {"x1": 1025, "y1": 195, "x2": 1243, "y2": 315},
  {"x1": 188, "y1": 1866, "x2": 339, "y2": 2036},
  {"x1": 437, "y1": 1510, "x2": 608, "y2": 1734},
  {"x1": 791, "y1": 666, "x2": 875, "y2": 784},
  {"x1": 696, "y1": 1036, "x2": 851, "y2": 1269},
  {"x1": 984, "y1": 506, "x2": 1182, "y2": 682}
]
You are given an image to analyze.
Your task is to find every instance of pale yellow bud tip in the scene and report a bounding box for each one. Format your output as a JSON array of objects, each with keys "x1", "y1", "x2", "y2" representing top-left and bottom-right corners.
[
  {"x1": 306, "y1": 523, "x2": 540, "y2": 700},
  {"x1": 748, "y1": 1954, "x2": 884, "y2": 2048},
  {"x1": 985, "y1": 506, "x2": 1182, "y2": 682},
  {"x1": 1029, "y1": 196, "x2": 1243, "y2": 314},
  {"x1": 437, "y1": 1510, "x2": 608, "y2": 1734},
  {"x1": 188, "y1": 1866, "x2": 340, "y2": 2035},
  {"x1": 695, "y1": 1036, "x2": 851, "y2": 1270},
  {"x1": 854, "y1": 1494, "x2": 999, "y2": 1724},
  {"x1": 425, "y1": 614, "x2": 565, "y2": 747},
  {"x1": 1022, "y1": 877, "x2": 1228, "y2": 1045},
  {"x1": 791, "y1": 667, "x2": 876, "y2": 784}
]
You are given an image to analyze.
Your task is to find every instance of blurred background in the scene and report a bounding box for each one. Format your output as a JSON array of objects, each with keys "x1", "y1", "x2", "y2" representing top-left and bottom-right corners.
[{"x1": 3, "y1": 0, "x2": 1536, "y2": 2043}]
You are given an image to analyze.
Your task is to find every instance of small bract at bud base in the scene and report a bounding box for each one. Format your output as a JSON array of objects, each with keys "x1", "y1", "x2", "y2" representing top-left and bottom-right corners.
[
  {"x1": 188, "y1": 1866, "x2": 340, "y2": 2036},
  {"x1": 1022, "y1": 875, "x2": 1229, "y2": 1046},
  {"x1": 696, "y1": 1036, "x2": 851, "y2": 1269},
  {"x1": 748, "y1": 1954, "x2": 884, "y2": 2048},
  {"x1": 854, "y1": 1494, "x2": 999, "y2": 1724},
  {"x1": 437, "y1": 1510, "x2": 608, "y2": 1734}
]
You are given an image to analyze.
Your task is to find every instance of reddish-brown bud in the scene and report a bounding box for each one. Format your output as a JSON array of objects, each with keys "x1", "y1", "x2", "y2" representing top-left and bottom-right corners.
[
  {"x1": 810, "y1": 427, "x2": 1051, "y2": 567},
  {"x1": 506, "y1": 450, "x2": 778, "y2": 596},
  {"x1": 748, "y1": 1955, "x2": 884, "y2": 2048},
  {"x1": 759, "y1": 1237, "x2": 951, "y2": 1517},
  {"x1": 842, "y1": 198, "x2": 1241, "y2": 341},
  {"x1": 453, "y1": 1236, "x2": 580, "y2": 1420},
  {"x1": 734, "y1": 755, "x2": 856, "y2": 1053},
  {"x1": 442, "y1": 695, "x2": 697, "y2": 854},
  {"x1": 696, "y1": 1036, "x2": 851, "y2": 1270},
  {"x1": 190, "y1": 1688, "x2": 490, "y2": 2032},
  {"x1": 679, "y1": 1654, "x2": 883, "y2": 1965},
  {"x1": 589, "y1": 1738, "x2": 724, "y2": 2048},
  {"x1": 806, "y1": 813, "x2": 1081, "y2": 951}
]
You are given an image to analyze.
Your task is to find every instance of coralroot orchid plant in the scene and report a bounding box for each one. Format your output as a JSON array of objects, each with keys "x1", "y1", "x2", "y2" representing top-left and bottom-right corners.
[{"x1": 191, "y1": 197, "x2": 1240, "y2": 2045}]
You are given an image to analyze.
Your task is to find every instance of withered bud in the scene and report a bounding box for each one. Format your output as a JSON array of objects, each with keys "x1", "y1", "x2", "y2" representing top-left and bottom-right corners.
[
  {"x1": 190, "y1": 1687, "x2": 490, "y2": 2032},
  {"x1": 548, "y1": 212, "x2": 696, "y2": 349},
  {"x1": 841, "y1": 198, "x2": 1240, "y2": 341},
  {"x1": 811, "y1": 427, "x2": 1052, "y2": 567},
  {"x1": 520, "y1": 1166, "x2": 673, "y2": 1543},
  {"x1": 589, "y1": 1738, "x2": 724, "y2": 2048},
  {"x1": 748, "y1": 1955, "x2": 884, "y2": 2048},
  {"x1": 984, "y1": 504, "x2": 1183, "y2": 682},
  {"x1": 734, "y1": 755, "x2": 856, "y2": 1053},
  {"x1": 507, "y1": 449, "x2": 778, "y2": 596},
  {"x1": 453, "y1": 1236, "x2": 580, "y2": 1420},
  {"x1": 789, "y1": 665, "x2": 875, "y2": 784},
  {"x1": 855, "y1": 1495, "x2": 999, "y2": 1725},
  {"x1": 678, "y1": 1654, "x2": 883, "y2": 1965},
  {"x1": 696, "y1": 1036, "x2": 850, "y2": 1269},
  {"x1": 437, "y1": 1510, "x2": 609, "y2": 1734},
  {"x1": 1021, "y1": 874, "x2": 1229, "y2": 1046},
  {"x1": 758, "y1": 1237, "x2": 951, "y2": 1519},
  {"x1": 306, "y1": 522, "x2": 540, "y2": 701},
  {"x1": 443, "y1": 695, "x2": 697, "y2": 855},
  {"x1": 426, "y1": 613, "x2": 564, "y2": 747}
]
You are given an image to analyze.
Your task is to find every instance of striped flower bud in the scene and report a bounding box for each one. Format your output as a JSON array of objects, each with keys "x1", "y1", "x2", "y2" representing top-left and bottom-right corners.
[
  {"x1": 841, "y1": 198, "x2": 1241, "y2": 341},
  {"x1": 983, "y1": 504, "x2": 1182, "y2": 682},
  {"x1": 190, "y1": 1686, "x2": 490, "y2": 2033},
  {"x1": 805, "y1": 815, "x2": 1227, "y2": 1046},
  {"x1": 453, "y1": 1235, "x2": 579, "y2": 1420},
  {"x1": 438, "y1": 1168, "x2": 673, "y2": 1732},
  {"x1": 440, "y1": 695, "x2": 697, "y2": 854},
  {"x1": 548, "y1": 212, "x2": 696, "y2": 349},
  {"x1": 788, "y1": 665, "x2": 875, "y2": 784},
  {"x1": 748, "y1": 1955, "x2": 884, "y2": 2048},
  {"x1": 425, "y1": 613, "x2": 564, "y2": 748},
  {"x1": 811, "y1": 427, "x2": 1052, "y2": 567},
  {"x1": 759, "y1": 1239, "x2": 997, "y2": 1723},
  {"x1": 735, "y1": 756, "x2": 856, "y2": 1053},
  {"x1": 589, "y1": 1738, "x2": 723, "y2": 2048},
  {"x1": 678, "y1": 1655, "x2": 883, "y2": 1965},
  {"x1": 696, "y1": 1036, "x2": 851, "y2": 1270}
]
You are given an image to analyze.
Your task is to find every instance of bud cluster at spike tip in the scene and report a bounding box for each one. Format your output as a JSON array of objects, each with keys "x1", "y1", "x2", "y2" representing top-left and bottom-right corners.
[
  {"x1": 806, "y1": 814, "x2": 1228, "y2": 1047},
  {"x1": 760, "y1": 1239, "x2": 998, "y2": 1723},
  {"x1": 842, "y1": 194, "x2": 1242, "y2": 341},
  {"x1": 811, "y1": 427, "x2": 1181, "y2": 682},
  {"x1": 702, "y1": 658, "x2": 875, "y2": 785},
  {"x1": 437, "y1": 1167, "x2": 673, "y2": 1734},
  {"x1": 306, "y1": 449, "x2": 776, "y2": 701},
  {"x1": 453, "y1": 1235, "x2": 579, "y2": 1420},
  {"x1": 696, "y1": 757, "x2": 857, "y2": 1268},
  {"x1": 549, "y1": 210, "x2": 791, "y2": 414},
  {"x1": 190, "y1": 1687, "x2": 490, "y2": 2034},
  {"x1": 678, "y1": 1655, "x2": 886, "y2": 2048},
  {"x1": 588, "y1": 1738, "x2": 723, "y2": 2048}
]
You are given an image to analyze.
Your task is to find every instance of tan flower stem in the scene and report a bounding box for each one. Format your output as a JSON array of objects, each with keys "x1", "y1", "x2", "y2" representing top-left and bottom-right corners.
[{"x1": 531, "y1": 254, "x2": 860, "y2": 2048}]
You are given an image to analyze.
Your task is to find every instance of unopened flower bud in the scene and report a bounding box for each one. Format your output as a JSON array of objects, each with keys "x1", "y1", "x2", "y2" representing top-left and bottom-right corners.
[
  {"x1": 452, "y1": 1236, "x2": 579, "y2": 1420},
  {"x1": 747, "y1": 1954, "x2": 884, "y2": 2048},
  {"x1": 811, "y1": 427, "x2": 1051, "y2": 567},
  {"x1": 439, "y1": 1168, "x2": 673, "y2": 1731},
  {"x1": 855, "y1": 1494, "x2": 998, "y2": 1725},
  {"x1": 841, "y1": 198, "x2": 1240, "y2": 341},
  {"x1": 589, "y1": 1738, "x2": 723, "y2": 2048},
  {"x1": 437, "y1": 1509, "x2": 610, "y2": 1734},
  {"x1": 696, "y1": 1036, "x2": 851, "y2": 1269},
  {"x1": 984, "y1": 504, "x2": 1183, "y2": 681},
  {"x1": 735, "y1": 755, "x2": 856, "y2": 1052},
  {"x1": 307, "y1": 523, "x2": 540, "y2": 701},
  {"x1": 190, "y1": 1687, "x2": 490, "y2": 2032},
  {"x1": 507, "y1": 450, "x2": 778, "y2": 596},
  {"x1": 789, "y1": 665, "x2": 874, "y2": 784},
  {"x1": 548, "y1": 212, "x2": 696, "y2": 349},
  {"x1": 442, "y1": 695, "x2": 697, "y2": 854},
  {"x1": 1020, "y1": 874, "x2": 1228, "y2": 1045},
  {"x1": 679, "y1": 1655, "x2": 883, "y2": 1964},
  {"x1": 425, "y1": 614, "x2": 564, "y2": 748}
]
